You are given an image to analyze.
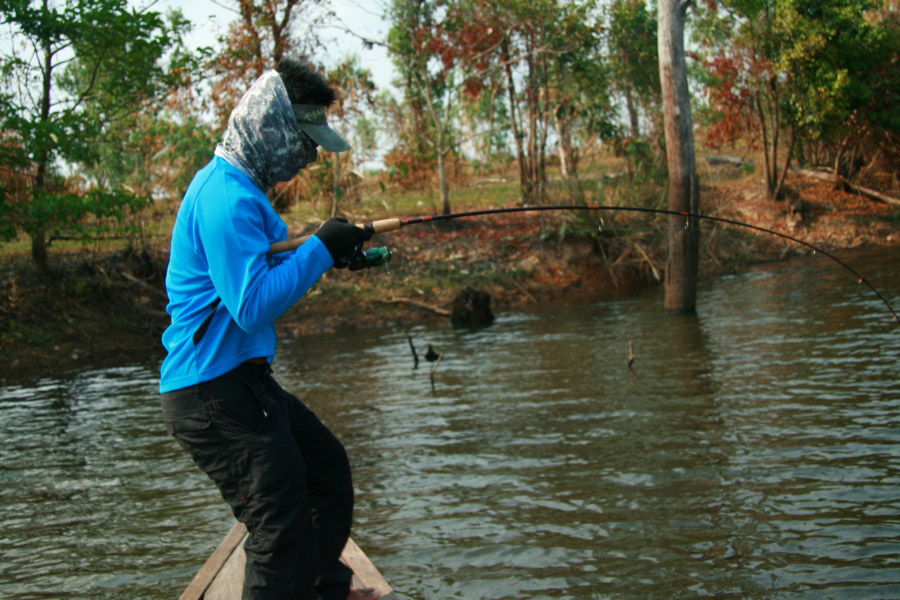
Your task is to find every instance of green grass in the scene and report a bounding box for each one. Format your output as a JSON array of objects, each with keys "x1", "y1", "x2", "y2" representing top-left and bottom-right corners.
[
  {"x1": 879, "y1": 211, "x2": 900, "y2": 226},
  {"x1": 357, "y1": 179, "x2": 523, "y2": 219},
  {"x1": 0, "y1": 207, "x2": 178, "y2": 261},
  {"x1": 0, "y1": 154, "x2": 635, "y2": 262}
]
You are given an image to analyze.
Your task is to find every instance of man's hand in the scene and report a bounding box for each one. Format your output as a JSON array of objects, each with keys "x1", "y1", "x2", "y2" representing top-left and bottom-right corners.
[{"x1": 315, "y1": 217, "x2": 373, "y2": 268}]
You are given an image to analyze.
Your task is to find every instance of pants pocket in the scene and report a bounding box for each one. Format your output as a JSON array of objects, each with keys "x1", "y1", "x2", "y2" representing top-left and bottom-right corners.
[
  {"x1": 161, "y1": 388, "x2": 211, "y2": 435},
  {"x1": 206, "y1": 377, "x2": 272, "y2": 434}
]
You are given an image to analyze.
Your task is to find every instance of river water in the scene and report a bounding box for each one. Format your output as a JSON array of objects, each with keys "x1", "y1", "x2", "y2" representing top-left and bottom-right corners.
[{"x1": 2, "y1": 246, "x2": 900, "y2": 599}]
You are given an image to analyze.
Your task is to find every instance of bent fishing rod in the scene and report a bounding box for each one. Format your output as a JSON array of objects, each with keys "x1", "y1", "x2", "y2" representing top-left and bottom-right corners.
[{"x1": 268, "y1": 204, "x2": 899, "y2": 324}]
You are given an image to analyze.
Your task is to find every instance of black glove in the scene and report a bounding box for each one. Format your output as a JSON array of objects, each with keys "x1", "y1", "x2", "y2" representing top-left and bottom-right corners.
[{"x1": 314, "y1": 217, "x2": 372, "y2": 267}]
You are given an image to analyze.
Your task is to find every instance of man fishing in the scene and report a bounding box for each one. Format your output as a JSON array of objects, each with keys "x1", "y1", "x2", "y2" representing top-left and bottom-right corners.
[{"x1": 158, "y1": 58, "x2": 380, "y2": 600}]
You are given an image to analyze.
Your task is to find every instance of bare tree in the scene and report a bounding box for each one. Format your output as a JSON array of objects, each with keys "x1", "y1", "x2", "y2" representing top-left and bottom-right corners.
[{"x1": 658, "y1": 0, "x2": 700, "y2": 312}]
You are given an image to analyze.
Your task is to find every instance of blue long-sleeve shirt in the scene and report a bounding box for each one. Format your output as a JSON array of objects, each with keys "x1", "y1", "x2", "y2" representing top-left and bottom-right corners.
[{"x1": 159, "y1": 156, "x2": 332, "y2": 393}]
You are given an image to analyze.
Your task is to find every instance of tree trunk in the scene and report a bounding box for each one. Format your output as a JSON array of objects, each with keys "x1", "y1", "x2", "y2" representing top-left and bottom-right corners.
[
  {"x1": 31, "y1": 23, "x2": 53, "y2": 275},
  {"x1": 536, "y1": 53, "x2": 550, "y2": 203},
  {"x1": 833, "y1": 141, "x2": 846, "y2": 185},
  {"x1": 658, "y1": 0, "x2": 700, "y2": 313},
  {"x1": 754, "y1": 76, "x2": 785, "y2": 200},
  {"x1": 773, "y1": 126, "x2": 796, "y2": 202},
  {"x1": 437, "y1": 134, "x2": 450, "y2": 215},
  {"x1": 768, "y1": 78, "x2": 780, "y2": 199},
  {"x1": 623, "y1": 75, "x2": 640, "y2": 138},
  {"x1": 525, "y1": 49, "x2": 539, "y2": 202},
  {"x1": 755, "y1": 92, "x2": 773, "y2": 197},
  {"x1": 556, "y1": 114, "x2": 570, "y2": 179},
  {"x1": 557, "y1": 117, "x2": 577, "y2": 179},
  {"x1": 484, "y1": 84, "x2": 497, "y2": 162},
  {"x1": 502, "y1": 38, "x2": 529, "y2": 203}
]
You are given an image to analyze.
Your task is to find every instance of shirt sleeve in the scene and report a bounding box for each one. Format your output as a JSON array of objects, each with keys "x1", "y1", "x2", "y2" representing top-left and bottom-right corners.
[{"x1": 195, "y1": 180, "x2": 332, "y2": 334}]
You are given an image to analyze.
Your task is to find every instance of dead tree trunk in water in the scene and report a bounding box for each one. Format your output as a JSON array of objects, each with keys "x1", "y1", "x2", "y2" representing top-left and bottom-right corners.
[{"x1": 658, "y1": 0, "x2": 700, "y2": 312}]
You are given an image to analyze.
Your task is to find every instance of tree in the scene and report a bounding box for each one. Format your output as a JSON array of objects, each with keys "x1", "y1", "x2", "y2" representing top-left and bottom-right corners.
[
  {"x1": 775, "y1": 0, "x2": 900, "y2": 182},
  {"x1": 545, "y1": 1, "x2": 610, "y2": 181},
  {"x1": 210, "y1": 0, "x2": 330, "y2": 126},
  {"x1": 493, "y1": 0, "x2": 557, "y2": 204},
  {"x1": 698, "y1": 0, "x2": 900, "y2": 199},
  {"x1": 607, "y1": 0, "x2": 660, "y2": 138},
  {"x1": 68, "y1": 12, "x2": 213, "y2": 203},
  {"x1": 324, "y1": 55, "x2": 377, "y2": 215},
  {"x1": 658, "y1": 0, "x2": 700, "y2": 312},
  {"x1": 471, "y1": 0, "x2": 606, "y2": 204},
  {"x1": 0, "y1": 0, "x2": 188, "y2": 273},
  {"x1": 386, "y1": 0, "x2": 474, "y2": 215},
  {"x1": 717, "y1": 0, "x2": 793, "y2": 201},
  {"x1": 694, "y1": 0, "x2": 794, "y2": 200},
  {"x1": 75, "y1": 108, "x2": 219, "y2": 205},
  {"x1": 458, "y1": 75, "x2": 510, "y2": 168}
]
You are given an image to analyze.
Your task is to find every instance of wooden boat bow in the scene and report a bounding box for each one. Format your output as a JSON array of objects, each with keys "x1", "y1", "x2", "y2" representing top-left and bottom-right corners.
[{"x1": 179, "y1": 522, "x2": 393, "y2": 599}]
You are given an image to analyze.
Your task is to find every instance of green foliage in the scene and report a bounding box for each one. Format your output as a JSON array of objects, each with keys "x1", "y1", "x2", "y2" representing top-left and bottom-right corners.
[
  {"x1": 386, "y1": 0, "x2": 455, "y2": 154},
  {"x1": 604, "y1": 136, "x2": 667, "y2": 209},
  {"x1": 0, "y1": 0, "x2": 196, "y2": 263},
  {"x1": 607, "y1": 0, "x2": 660, "y2": 103},
  {"x1": 880, "y1": 211, "x2": 900, "y2": 227},
  {"x1": 460, "y1": 81, "x2": 510, "y2": 164},
  {"x1": 550, "y1": 0, "x2": 616, "y2": 138},
  {"x1": 32, "y1": 188, "x2": 151, "y2": 241},
  {"x1": 70, "y1": 9, "x2": 214, "y2": 199},
  {"x1": 86, "y1": 110, "x2": 219, "y2": 202},
  {"x1": 352, "y1": 112, "x2": 379, "y2": 169},
  {"x1": 317, "y1": 54, "x2": 379, "y2": 212},
  {"x1": 774, "y1": 0, "x2": 900, "y2": 148},
  {"x1": 697, "y1": 0, "x2": 900, "y2": 162}
]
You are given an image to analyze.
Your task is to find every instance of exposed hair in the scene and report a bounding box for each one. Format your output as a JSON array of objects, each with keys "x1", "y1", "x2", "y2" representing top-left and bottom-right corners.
[{"x1": 276, "y1": 58, "x2": 337, "y2": 107}]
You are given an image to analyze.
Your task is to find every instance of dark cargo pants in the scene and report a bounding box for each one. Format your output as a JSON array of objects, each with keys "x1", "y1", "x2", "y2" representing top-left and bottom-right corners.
[{"x1": 161, "y1": 362, "x2": 354, "y2": 600}]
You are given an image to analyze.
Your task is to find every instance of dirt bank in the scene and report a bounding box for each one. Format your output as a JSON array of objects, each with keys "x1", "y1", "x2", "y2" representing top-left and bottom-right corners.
[{"x1": 2, "y1": 171, "x2": 898, "y2": 384}]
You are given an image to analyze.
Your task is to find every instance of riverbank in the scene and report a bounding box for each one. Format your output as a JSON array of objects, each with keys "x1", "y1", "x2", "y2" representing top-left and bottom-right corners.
[{"x1": 2, "y1": 169, "x2": 898, "y2": 383}]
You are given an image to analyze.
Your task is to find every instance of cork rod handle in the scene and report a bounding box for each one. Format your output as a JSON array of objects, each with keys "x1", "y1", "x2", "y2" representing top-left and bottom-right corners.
[{"x1": 267, "y1": 218, "x2": 402, "y2": 255}]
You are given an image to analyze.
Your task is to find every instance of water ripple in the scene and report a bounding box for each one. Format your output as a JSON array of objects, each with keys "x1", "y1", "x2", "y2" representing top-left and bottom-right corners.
[{"x1": 2, "y1": 247, "x2": 900, "y2": 599}]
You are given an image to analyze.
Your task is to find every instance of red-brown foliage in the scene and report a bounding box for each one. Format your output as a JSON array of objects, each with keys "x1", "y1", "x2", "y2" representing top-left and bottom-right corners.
[
  {"x1": 382, "y1": 147, "x2": 468, "y2": 192},
  {"x1": 703, "y1": 52, "x2": 768, "y2": 150}
]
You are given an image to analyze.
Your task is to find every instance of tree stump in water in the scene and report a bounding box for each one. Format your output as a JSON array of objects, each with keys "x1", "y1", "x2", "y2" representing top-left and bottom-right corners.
[{"x1": 451, "y1": 286, "x2": 494, "y2": 327}]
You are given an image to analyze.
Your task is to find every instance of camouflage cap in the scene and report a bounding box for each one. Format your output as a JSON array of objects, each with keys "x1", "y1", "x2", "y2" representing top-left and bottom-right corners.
[{"x1": 292, "y1": 104, "x2": 351, "y2": 153}]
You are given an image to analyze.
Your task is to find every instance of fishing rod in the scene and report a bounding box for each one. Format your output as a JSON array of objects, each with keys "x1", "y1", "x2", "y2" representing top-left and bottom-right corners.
[{"x1": 268, "y1": 204, "x2": 899, "y2": 324}]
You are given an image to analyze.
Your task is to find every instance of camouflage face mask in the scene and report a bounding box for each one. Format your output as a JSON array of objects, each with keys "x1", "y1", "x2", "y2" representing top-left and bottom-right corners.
[
  {"x1": 297, "y1": 130, "x2": 318, "y2": 170},
  {"x1": 217, "y1": 70, "x2": 318, "y2": 191}
]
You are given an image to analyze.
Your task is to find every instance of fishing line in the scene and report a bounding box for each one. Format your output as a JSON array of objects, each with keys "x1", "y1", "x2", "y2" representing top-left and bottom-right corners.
[{"x1": 270, "y1": 204, "x2": 899, "y2": 324}]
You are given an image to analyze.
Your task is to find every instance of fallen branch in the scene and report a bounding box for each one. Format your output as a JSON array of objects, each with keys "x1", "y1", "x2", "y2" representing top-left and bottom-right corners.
[
  {"x1": 705, "y1": 155, "x2": 753, "y2": 167},
  {"x1": 633, "y1": 243, "x2": 661, "y2": 282},
  {"x1": 793, "y1": 168, "x2": 900, "y2": 208},
  {"x1": 609, "y1": 245, "x2": 633, "y2": 269},
  {"x1": 376, "y1": 297, "x2": 450, "y2": 316},
  {"x1": 596, "y1": 242, "x2": 621, "y2": 288},
  {"x1": 118, "y1": 270, "x2": 168, "y2": 299},
  {"x1": 429, "y1": 353, "x2": 443, "y2": 392},
  {"x1": 505, "y1": 275, "x2": 537, "y2": 303},
  {"x1": 406, "y1": 333, "x2": 419, "y2": 367}
]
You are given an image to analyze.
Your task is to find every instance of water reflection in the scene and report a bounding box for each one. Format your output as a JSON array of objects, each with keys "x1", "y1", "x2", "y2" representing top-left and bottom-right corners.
[{"x1": 1, "y1": 246, "x2": 899, "y2": 599}]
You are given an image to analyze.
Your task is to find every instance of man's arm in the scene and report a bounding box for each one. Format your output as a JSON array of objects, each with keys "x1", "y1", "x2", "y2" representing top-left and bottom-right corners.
[{"x1": 197, "y1": 189, "x2": 332, "y2": 333}]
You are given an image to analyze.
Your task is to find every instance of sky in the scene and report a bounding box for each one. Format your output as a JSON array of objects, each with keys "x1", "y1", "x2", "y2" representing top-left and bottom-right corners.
[
  {"x1": 148, "y1": 0, "x2": 398, "y2": 169},
  {"x1": 151, "y1": 0, "x2": 397, "y2": 91}
]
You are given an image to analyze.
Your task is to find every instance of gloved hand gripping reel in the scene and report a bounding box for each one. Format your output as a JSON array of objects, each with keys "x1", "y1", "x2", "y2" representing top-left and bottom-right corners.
[{"x1": 346, "y1": 244, "x2": 393, "y2": 273}]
